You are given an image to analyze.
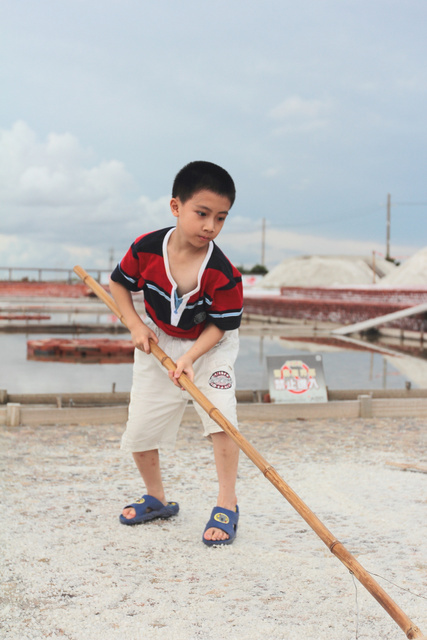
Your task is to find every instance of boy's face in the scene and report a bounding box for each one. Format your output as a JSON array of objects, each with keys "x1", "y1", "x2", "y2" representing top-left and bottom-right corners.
[{"x1": 170, "y1": 189, "x2": 231, "y2": 247}]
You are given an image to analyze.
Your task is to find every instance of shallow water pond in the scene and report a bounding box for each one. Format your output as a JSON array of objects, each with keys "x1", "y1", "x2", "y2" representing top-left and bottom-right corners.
[{"x1": 0, "y1": 331, "x2": 420, "y2": 394}]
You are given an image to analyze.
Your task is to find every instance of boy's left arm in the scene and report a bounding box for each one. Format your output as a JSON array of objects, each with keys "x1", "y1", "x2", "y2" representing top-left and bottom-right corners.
[{"x1": 169, "y1": 324, "x2": 225, "y2": 387}]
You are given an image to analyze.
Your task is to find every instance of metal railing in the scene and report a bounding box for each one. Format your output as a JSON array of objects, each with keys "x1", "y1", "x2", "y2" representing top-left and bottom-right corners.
[{"x1": 0, "y1": 267, "x2": 111, "y2": 283}]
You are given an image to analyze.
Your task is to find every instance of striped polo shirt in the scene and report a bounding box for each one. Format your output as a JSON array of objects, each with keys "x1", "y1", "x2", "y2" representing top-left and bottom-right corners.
[{"x1": 110, "y1": 227, "x2": 243, "y2": 339}]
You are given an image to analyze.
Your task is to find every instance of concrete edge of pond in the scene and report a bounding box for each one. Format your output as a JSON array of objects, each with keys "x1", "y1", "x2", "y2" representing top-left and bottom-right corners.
[{"x1": 2, "y1": 393, "x2": 427, "y2": 427}]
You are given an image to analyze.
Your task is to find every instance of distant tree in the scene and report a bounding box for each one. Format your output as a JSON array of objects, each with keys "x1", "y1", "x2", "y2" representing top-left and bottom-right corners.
[
  {"x1": 249, "y1": 264, "x2": 268, "y2": 275},
  {"x1": 236, "y1": 264, "x2": 268, "y2": 275}
]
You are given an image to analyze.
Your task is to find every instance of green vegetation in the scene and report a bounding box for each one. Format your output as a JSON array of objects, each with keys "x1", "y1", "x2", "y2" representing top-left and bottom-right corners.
[{"x1": 236, "y1": 264, "x2": 268, "y2": 275}]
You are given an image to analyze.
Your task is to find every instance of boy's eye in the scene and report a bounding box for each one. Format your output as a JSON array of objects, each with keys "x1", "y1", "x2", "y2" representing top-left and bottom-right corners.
[{"x1": 197, "y1": 211, "x2": 206, "y2": 217}]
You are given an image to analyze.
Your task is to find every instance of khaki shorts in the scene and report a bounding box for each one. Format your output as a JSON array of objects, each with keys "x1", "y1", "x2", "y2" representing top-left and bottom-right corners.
[{"x1": 121, "y1": 321, "x2": 239, "y2": 452}]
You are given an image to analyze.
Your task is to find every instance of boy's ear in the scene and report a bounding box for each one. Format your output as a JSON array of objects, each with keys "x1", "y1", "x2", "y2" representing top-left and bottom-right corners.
[{"x1": 170, "y1": 197, "x2": 180, "y2": 218}]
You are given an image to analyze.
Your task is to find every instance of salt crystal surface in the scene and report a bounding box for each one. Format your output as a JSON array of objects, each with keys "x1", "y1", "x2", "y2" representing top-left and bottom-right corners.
[{"x1": 1, "y1": 418, "x2": 426, "y2": 640}]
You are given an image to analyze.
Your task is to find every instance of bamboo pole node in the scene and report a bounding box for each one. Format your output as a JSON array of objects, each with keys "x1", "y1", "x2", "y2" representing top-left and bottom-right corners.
[
  {"x1": 263, "y1": 465, "x2": 274, "y2": 477},
  {"x1": 329, "y1": 540, "x2": 341, "y2": 553}
]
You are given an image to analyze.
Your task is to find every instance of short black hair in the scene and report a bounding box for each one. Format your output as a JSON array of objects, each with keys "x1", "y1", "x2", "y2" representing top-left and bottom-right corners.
[{"x1": 172, "y1": 161, "x2": 236, "y2": 207}]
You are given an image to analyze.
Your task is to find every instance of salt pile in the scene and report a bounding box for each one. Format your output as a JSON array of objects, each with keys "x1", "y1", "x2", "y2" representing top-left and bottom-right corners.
[
  {"x1": 372, "y1": 256, "x2": 398, "y2": 277},
  {"x1": 260, "y1": 256, "x2": 377, "y2": 288},
  {"x1": 381, "y1": 247, "x2": 427, "y2": 287}
]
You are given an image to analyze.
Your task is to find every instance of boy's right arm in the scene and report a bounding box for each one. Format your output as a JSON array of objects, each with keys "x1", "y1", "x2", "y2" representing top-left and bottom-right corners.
[{"x1": 109, "y1": 278, "x2": 158, "y2": 353}]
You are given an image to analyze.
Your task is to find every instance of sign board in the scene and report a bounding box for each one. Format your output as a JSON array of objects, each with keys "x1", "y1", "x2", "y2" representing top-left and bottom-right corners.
[
  {"x1": 266, "y1": 354, "x2": 328, "y2": 404},
  {"x1": 241, "y1": 274, "x2": 264, "y2": 289}
]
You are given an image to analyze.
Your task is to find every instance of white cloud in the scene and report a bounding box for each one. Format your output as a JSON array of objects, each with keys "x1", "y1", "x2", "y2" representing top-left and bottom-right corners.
[
  {"x1": 0, "y1": 121, "x2": 180, "y2": 269},
  {"x1": 0, "y1": 122, "x2": 177, "y2": 268},
  {"x1": 137, "y1": 195, "x2": 171, "y2": 228},
  {"x1": 270, "y1": 96, "x2": 326, "y2": 120},
  {"x1": 268, "y1": 96, "x2": 331, "y2": 134},
  {"x1": 0, "y1": 122, "x2": 421, "y2": 272},
  {"x1": 0, "y1": 209, "x2": 419, "y2": 273},
  {"x1": 219, "y1": 227, "x2": 417, "y2": 269},
  {"x1": 0, "y1": 121, "x2": 132, "y2": 207},
  {"x1": 0, "y1": 233, "x2": 110, "y2": 270},
  {"x1": 261, "y1": 166, "x2": 283, "y2": 179}
]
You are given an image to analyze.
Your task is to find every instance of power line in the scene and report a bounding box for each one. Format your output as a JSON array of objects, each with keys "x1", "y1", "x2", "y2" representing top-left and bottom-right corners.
[
  {"x1": 265, "y1": 207, "x2": 384, "y2": 230},
  {"x1": 394, "y1": 201, "x2": 427, "y2": 206},
  {"x1": 250, "y1": 201, "x2": 425, "y2": 231}
]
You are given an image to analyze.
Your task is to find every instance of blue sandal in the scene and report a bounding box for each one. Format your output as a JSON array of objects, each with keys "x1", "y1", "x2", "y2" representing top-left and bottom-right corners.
[
  {"x1": 119, "y1": 494, "x2": 179, "y2": 525},
  {"x1": 202, "y1": 505, "x2": 239, "y2": 546}
]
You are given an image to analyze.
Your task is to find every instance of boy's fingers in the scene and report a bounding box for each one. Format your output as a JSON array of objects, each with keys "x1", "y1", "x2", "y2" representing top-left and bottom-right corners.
[
  {"x1": 174, "y1": 370, "x2": 185, "y2": 387},
  {"x1": 136, "y1": 339, "x2": 151, "y2": 353},
  {"x1": 132, "y1": 328, "x2": 158, "y2": 353},
  {"x1": 168, "y1": 370, "x2": 183, "y2": 389}
]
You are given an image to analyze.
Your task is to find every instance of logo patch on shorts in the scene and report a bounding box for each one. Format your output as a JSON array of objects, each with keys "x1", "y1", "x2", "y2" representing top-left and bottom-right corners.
[
  {"x1": 214, "y1": 512, "x2": 230, "y2": 524},
  {"x1": 209, "y1": 370, "x2": 232, "y2": 390}
]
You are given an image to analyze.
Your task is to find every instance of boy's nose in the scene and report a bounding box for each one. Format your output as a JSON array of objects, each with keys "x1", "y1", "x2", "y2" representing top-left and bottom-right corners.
[{"x1": 203, "y1": 219, "x2": 215, "y2": 232}]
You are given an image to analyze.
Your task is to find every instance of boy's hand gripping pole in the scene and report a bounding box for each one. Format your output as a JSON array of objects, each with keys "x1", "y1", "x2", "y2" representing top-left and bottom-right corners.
[{"x1": 73, "y1": 265, "x2": 425, "y2": 640}]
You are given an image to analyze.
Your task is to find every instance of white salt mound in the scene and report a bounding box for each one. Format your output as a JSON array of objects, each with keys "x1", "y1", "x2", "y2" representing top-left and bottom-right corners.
[
  {"x1": 373, "y1": 256, "x2": 397, "y2": 277},
  {"x1": 260, "y1": 256, "x2": 376, "y2": 288},
  {"x1": 381, "y1": 247, "x2": 427, "y2": 287}
]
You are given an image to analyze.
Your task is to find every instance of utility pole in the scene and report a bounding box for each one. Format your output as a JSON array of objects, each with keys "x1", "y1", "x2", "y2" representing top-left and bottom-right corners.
[
  {"x1": 261, "y1": 217, "x2": 266, "y2": 267},
  {"x1": 386, "y1": 194, "x2": 391, "y2": 261}
]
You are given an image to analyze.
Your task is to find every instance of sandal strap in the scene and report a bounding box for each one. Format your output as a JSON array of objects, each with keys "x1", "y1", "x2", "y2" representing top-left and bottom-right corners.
[{"x1": 205, "y1": 505, "x2": 239, "y2": 535}]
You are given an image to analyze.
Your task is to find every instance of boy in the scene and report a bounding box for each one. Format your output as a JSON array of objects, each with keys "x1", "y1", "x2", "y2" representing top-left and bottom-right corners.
[{"x1": 109, "y1": 161, "x2": 243, "y2": 546}]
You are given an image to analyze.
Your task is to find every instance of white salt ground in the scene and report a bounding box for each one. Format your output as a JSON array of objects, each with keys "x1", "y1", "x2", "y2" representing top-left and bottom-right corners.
[{"x1": 1, "y1": 417, "x2": 426, "y2": 640}]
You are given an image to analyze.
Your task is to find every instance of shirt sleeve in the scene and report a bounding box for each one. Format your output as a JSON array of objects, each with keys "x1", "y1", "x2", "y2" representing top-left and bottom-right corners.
[
  {"x1": 207, "y1": 269, "x2": 244, "y2": 331},
  {"x1": 110, "y1": 241, "x2": 145, "y2": 292}
]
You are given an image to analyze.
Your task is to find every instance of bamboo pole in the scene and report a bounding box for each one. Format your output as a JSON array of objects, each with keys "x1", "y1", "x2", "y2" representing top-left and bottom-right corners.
[{"x1": 73, "y1": 265, "x2": 425, "y2": 640}]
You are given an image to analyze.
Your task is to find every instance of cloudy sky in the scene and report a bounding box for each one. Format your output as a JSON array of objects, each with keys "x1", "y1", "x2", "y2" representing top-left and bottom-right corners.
[{"x1": 1, "y1": 0, "x2": 426, "y2": 272}]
